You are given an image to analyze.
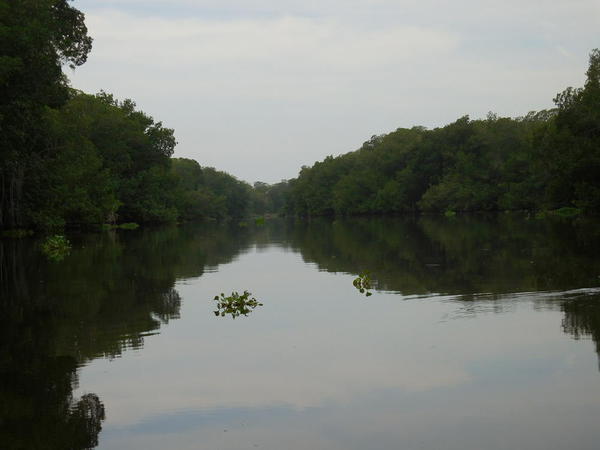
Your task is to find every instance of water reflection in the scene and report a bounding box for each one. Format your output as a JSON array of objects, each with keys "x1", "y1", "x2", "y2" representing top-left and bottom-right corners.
[
  {"x1": 549, "y1": 291, "x2": 600, "y2": 369},
  {"x1": 2, "y1": 215, "x2": 600, "y2": 449},
  {"x1": 282, "y1": 215, "x2": 600, "y2": 295},
  {"x1": 0, "y1": 224, "x2": 254, "y2": 449},
  {"x1": 277, "y1": 216, "x2": 600, "y2": 367},
  {"x1": 561, "y1": 294, "x2": 600, "y2": 349}
]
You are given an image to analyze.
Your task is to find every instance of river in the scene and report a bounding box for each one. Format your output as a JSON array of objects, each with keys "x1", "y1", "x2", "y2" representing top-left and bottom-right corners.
[{"x1": 1, "y1": 215, "x2": 600, "y2": 449}]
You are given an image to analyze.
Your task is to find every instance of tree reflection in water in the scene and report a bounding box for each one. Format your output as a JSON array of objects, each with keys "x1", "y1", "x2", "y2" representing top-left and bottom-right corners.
[
  {"x1": 278, "y1": 215, "x2": 600, "y2": 369},
  {"x1": 0, "y1": 223, "x2": 253, "y2": 449},
  {"x1": 560, "y1": 293, "x2": 600, "y2": 368},
  {"x1": 1, "y1": 216, "x2": 600, "y2": 448}
]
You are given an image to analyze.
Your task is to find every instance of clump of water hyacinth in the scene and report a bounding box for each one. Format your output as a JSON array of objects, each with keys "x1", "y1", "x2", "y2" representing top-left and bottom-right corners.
[
  {"x1": 353, "y1": 272, "x2": 373, "y2": 297},
  {"x1": 41, "y1": 235, "x2": 71, "y2": 261},
  {"x1": 213, "y1": 290, "x2": 263, "y2": 318}
]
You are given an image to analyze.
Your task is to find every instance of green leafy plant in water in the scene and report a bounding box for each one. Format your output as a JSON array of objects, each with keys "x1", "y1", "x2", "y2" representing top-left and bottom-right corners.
[
  {"x1": 444, "y1": 209, "x2": 457, "y2": 218},
  {"x1": 213, "y1": 290, "x2": 263, "y2": 318},
  {"x1": 353, "y1": 272, "x2": 373, "y2": 297},
  {"x1": 116, "y1": 222, "x2": 139, "y2": 230},
  {"x1": 254, "y1": 216, "x2": 266, "y2": 226},
  {"x1": 41, "y1": 235, "x2": 71, "y2": 261}
]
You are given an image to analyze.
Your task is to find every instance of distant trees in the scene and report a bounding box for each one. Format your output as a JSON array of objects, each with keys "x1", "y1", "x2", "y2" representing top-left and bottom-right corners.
[
  {"x1": 250, "y1": 180, "x2": 291, "y2": 216},
  {"x1": 1, "y1": 81, "x2": 256, "y2": 228},
  {"x1": 1, "y1": 0, "x2": 598, "y2": 228},
  {"x1": 171, "y1": 158, "x2": 251, "y2": 220},
  {"x1": 285, "y1": 50, "x2": 600, "y2": 217},
  {"x1": 30, "y1": 91, "x2": 258, "y2": 227},
  {"x1": 0, "y1": 1, "x2": 259, "y2": 230}
]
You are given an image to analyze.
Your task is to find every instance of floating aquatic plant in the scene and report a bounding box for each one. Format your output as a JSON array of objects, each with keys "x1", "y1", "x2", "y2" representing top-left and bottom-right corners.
[
  {"x1": 41, "y1": 235, "x2": 71, "y2": 261},
  {"x1": 213, "y1": 290, "x2": 263, "y2": 318},
  {"x1": 353, "y1": 272, "x2": 373, "y2": 297},
  {"x1": 444, "y1": 209, "x2": 457, "y2": 218}
]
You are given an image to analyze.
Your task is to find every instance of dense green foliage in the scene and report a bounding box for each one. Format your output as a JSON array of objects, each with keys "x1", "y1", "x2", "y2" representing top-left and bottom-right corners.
[
  {"x1": 1, "y1": 0, "x2": 599, "y2": 229},
  {"x1": 286, "y1": 51, "x2": 600, "y2": 216},
  {"x1": 39, "y1": 91, "x2": 179, "y2": 226},
  {"x1": 1, "y1": 77, "x2": 254, "y2": 228},
  {"x1": 172, "y1": 158, "x2": 251, "y2": 220},
  {"x1": 250, "y1": 180, "x2": 291, "y2": 216},
  {"x1": 41, "y1": 92, "x2": 252, "y2": 226},
  {"x1": 0, "y1": 1, "x2": 253, "y2": 230},
  {"x1": 0, "y1": 0, "x2": 92, "y2": 228}
]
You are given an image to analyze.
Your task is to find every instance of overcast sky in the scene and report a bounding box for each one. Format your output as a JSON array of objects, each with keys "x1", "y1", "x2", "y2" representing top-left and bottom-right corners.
[{"x1": 69, "y1": 0, "x2": 599, "y2": 184}]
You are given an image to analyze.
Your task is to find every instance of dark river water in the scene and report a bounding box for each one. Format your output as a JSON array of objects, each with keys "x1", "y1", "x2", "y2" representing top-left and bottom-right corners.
[{"x1": 2, "y1": 215, "x2": 600, "y2": 450}]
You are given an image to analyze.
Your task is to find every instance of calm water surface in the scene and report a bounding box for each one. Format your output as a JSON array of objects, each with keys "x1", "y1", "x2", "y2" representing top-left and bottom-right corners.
[{"x1": 2, "y1": 216, "x2": 600, "y2": 449}]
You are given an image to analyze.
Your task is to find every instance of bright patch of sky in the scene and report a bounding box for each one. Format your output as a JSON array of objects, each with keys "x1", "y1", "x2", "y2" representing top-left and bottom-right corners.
[{"x1": 70, "y1": 0, "x2": 600, "y2": 183}]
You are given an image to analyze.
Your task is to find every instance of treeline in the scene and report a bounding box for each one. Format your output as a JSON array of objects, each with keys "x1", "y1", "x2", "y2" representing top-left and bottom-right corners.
[
  {"x1": 171, "y1": 158, "x2": 252, "y2": 221},
  {"x1": 3, "y1": 85, "x2": 253, "y2": 228},
  {"x1": 47, "y1": 92, "x2": 258, "y2": 226},
  {"x1": 2, "y1": 1, "x2": 599, "y2": 230},
  {"x1": 285, "y1": 50, "x2": 600, "y2": 216},
  {"x1": 0, "y1": 1, "x2": 255, "y2": 230}
]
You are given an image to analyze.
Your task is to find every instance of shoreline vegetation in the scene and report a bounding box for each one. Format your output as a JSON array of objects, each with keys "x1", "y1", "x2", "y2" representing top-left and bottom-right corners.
[
  {"x1": 1, "y1": 2, "x2": 599, "y2": 237},
  {"x1": 284, "y1": 50, "x2": 600, "y2": 218}
]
